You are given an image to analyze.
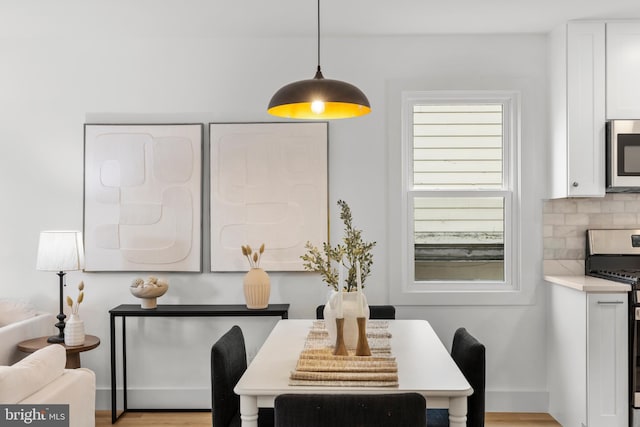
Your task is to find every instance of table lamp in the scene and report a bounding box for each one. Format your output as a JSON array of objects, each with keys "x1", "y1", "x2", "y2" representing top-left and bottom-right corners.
[{"x1": 36, "y1": 230, "x2": 85, "y2": 343}]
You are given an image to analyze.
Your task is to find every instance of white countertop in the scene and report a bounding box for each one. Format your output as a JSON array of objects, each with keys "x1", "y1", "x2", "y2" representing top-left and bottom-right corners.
[{"x1": 544, "y1": 274, "x2": 631, "y2": 293}]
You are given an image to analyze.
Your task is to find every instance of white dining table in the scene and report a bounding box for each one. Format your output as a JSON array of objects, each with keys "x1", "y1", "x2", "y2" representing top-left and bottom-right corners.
[{"x1": 234, "y1": 319, "x2": 472, "y2": 427}]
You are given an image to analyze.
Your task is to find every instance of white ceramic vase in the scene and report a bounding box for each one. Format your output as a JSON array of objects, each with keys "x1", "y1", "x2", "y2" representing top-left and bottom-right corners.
[
  {"x1": 324, "y1": 291, "x2": 369, "y2": 349},
  {"x1": 64, "y1": 314, "x2": 85, "y2": 347},
  {"x1": 243, "y1": 268, "x2": 270, "y2": 309}
]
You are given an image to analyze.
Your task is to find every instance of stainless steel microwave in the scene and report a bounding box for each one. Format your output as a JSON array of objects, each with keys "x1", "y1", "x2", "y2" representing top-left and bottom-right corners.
[{"x1": 607, "y1": 119, "x2": 640, "y2": 191}]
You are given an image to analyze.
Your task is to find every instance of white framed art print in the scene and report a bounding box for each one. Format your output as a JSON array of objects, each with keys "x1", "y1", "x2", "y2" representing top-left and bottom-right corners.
[
  {"x1": 209, "y1": 122, "x2": 328, "y2": 271},
  {"x1": 83, "y1": 123, "x2": 203, "y2": 272}
]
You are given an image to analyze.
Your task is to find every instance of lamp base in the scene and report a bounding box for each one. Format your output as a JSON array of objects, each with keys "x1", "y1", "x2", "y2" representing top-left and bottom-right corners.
[
  {"x1": 47, "y1": 335, "x2": 65, "y2": 344},
  {"x1": 48, "y1": 311, "x2": 66, "y2": 344}
]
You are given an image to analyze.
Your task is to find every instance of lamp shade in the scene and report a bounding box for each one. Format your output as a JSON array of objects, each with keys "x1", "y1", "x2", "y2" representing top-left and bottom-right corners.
[
  {"x1": 268, "y1": 68, "x2": 371, "y2": 120},
  {"x1": 36, "y1": 231, "x2": 85, "y2": 272}
]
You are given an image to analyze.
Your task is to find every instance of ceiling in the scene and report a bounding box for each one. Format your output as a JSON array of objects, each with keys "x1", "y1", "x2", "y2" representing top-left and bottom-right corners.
[
  {"x1": 216, "y1": 0, "x2": 640, "y2": 36},
  {"x1": 3, "y1": 0, "x2": 640, "y2": 38}
]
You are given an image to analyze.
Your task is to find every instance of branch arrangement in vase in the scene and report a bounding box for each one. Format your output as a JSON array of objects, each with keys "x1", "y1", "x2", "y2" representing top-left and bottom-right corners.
[
  {"x1": 242, "y1": 243, "x2": 265, "y2": 268},
  {"x1": 301, "y1": 200, "x2": 376, "y2": 292},
  {"x1": 66, "y1": 281, "x2": 84, "y2": 315}
]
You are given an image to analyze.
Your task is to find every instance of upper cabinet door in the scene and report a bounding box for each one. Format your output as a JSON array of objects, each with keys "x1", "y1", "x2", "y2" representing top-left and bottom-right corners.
[
  {"x1": 548, "y1": 21, "x2": 606, "y2": 198},
  {"x1": 607, "y1": 22, "x2": 640, "y2": 119},
  {"x1": 567, "y1": 22, "x2": 606, "y2": 197}
]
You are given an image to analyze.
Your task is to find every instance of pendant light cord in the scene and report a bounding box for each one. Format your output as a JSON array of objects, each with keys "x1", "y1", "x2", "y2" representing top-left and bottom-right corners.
[{"x1": 317, "y1": 0, "x2": 321, "y2": 72}]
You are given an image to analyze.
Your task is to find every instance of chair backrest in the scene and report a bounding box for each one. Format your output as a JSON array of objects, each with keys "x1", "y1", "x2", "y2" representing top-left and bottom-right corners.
[
  {"x1": 274, "y1": 393, "x2": 426, "y2": 427},
  {"x1": 451, "y1": 327, "x2": 486, "y2": 427},
  {"x1": 315, "y1": 304, "x2": 396, "y2": 319},
  {"x1": 211, "y1": 325, "x2": 247, "y2": 427}
]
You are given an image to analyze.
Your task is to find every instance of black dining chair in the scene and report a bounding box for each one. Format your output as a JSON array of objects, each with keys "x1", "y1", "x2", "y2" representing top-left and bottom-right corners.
[
  {"x1": 427, "y1": 327, "x2": 486, "y2": 427},
  {"x1": 211, "y1": 325, "x2": 274, "y2": 427},
  {"x1": 315, "y1": 304, "x2": 396, "y2": 319},
  {"x1": 274, "y1": 393, "x2": 426, "y2": 427}
]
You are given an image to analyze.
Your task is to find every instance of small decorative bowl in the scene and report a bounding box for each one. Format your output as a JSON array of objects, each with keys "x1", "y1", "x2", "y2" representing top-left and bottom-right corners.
[{"x1": 129, "y1": 282, "x2": 169, "y2": 309}]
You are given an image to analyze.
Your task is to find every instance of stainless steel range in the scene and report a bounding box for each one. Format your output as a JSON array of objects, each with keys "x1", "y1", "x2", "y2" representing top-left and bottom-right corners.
[
  {"x1": 586, "y1": 229, "x2": 640, "y2": 284},
  {"x1": 586, "y1": 229, "x2": 640, "y2": 426}
]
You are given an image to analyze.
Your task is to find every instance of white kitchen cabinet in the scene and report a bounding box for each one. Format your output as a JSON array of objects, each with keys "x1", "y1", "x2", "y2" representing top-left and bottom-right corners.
[
  {"x1": 587, "y1": 293, "x2": 629, "y2": 427},
  {"x1": 549, "y1": 21, "x2": 606, "y2": 198},
  {"x1": 547, "y1": 283, "x2": 628, "y2": 427},
  {"x1": 607, "y1": 22, "x2": 640, "y2": 119}
]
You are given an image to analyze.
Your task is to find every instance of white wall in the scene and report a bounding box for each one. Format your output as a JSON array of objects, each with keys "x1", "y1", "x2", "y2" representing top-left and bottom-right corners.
[{"x1": 0, "y1": 4, "x2": 548, "y2": 412}]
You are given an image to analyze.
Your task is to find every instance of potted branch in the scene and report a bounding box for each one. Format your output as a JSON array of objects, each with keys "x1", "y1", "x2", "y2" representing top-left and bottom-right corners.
[{"x1": 301, "y1": 200, "x2": 376, "y2": 348}]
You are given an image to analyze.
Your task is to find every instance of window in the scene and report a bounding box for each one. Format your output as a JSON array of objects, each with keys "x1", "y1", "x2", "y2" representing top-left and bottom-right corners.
[{"x1": 402, "y1": 91, "x2": 519, "y2": 292}]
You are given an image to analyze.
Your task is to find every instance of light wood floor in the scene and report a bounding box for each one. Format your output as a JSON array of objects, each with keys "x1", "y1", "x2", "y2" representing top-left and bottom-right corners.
[
  {"x1": 485, "y1": 412, "x2": 561, "y2": 426},
  {"x1": 96, "y1": 411, "x2": 561, "y2": 426}
]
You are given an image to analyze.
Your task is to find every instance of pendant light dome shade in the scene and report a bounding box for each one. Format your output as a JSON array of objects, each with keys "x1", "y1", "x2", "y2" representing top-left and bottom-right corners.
[
  {"x1": 267, "y1": 0, "x2": 370, "y2": 120},
  {"x1": 268, "y1": 67, "x2": 371, "y2": 120}
]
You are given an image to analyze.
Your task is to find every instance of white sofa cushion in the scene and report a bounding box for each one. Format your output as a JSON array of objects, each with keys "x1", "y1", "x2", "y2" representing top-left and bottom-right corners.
[
  {"x1": 0, "y1": 299, "x2": 38, "y2": 327},
  {"x1": 0, "y1": 344, "x2": 66, "y2": 403}
]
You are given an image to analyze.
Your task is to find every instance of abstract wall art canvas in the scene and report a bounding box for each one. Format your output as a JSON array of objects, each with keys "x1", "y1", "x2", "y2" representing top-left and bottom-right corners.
[
  {"x1": 210, "y1": 122, "x2": 328, "y2": 271},
  {"x1": 83, "y1": 124, "x2": 203, "y2": 272}
]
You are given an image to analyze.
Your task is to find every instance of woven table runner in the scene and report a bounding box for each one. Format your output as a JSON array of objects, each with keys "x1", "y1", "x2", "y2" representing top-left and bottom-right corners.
[{"x1": 288, "y1": 320, "x2": 398, "y2": 387}]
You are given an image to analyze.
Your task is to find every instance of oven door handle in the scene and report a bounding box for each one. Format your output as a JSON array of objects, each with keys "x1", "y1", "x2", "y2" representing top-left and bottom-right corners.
[{"x1": 596, "y1": 300, "x2": 624, "y2": 304}]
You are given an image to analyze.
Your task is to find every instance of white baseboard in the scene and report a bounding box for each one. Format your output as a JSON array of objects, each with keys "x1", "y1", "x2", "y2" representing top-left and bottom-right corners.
[
  {"x1": 97, "y1": 387, "x2": 550, "y2": 413},
  {"x1": 486, "y1": 390, "x2": 549, "y2": 412},
  {"x1": 96, "y1": 387, "x2": 211, "y2": 411}
]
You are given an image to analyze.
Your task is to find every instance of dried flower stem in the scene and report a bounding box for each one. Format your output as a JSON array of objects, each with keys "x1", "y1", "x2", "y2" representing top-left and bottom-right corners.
[
  {"x1": 241, "y1": 244, "x2": 266, "y2": 268},
  {"x1": 67, "y1": 281, "x2": 85, "y2": 315}
]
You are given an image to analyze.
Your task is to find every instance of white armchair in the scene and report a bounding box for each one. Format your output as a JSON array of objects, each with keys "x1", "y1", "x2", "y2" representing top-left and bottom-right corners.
[{"x1": 0, "y1": 344, "x2": 96, "y2": 427}]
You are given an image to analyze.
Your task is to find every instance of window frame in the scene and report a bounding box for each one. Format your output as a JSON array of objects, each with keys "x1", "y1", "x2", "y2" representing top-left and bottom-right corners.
[{"x1": 399, "y1": 90, "x2": 521, "y2": 299}]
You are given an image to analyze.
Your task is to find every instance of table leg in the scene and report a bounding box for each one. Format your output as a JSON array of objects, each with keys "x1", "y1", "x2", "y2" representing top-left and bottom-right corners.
[
  {"x1": 65, "y1": 353, "x2": 80, "y2": 369},
  {"x1": 122, "y1": 317, "x2": 128, "y2": 413},
  {"x1": 448, "y1": 396, "x2": 467, "y2": 427},
  {"x1": 239, "y1": 395, "x2": 259, "y2": 427},
  {"x1": 110, "y1": 314, "x2": 117, "y2": 424}
]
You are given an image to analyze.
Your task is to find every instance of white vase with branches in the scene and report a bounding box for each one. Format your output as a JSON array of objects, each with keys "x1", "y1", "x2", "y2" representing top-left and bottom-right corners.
[
  {"x1": 301, "y1": 200, "x2": 376, "y2": 348},
  {"x1": 242, "y1": 244, "x2": 270, "y2": 309},
  {"x1": 64, "y1": 281, "x2": 85, "y2": 346}
]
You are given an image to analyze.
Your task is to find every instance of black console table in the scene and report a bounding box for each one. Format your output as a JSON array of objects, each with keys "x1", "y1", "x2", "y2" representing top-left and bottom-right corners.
[{"x1": 109, "y1": 304, "x2": 290, "y2": 423}]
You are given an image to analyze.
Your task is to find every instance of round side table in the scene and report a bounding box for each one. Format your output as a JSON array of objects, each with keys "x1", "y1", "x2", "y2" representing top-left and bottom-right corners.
[{"x1": 17, "y1": 335, "x2": 100, "y2": 368}]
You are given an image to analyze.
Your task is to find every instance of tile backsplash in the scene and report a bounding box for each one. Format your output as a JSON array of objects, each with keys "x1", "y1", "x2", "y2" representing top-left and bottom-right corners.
[{"x1": 544, "y1": 193, "x2": 640, "y2": 260}]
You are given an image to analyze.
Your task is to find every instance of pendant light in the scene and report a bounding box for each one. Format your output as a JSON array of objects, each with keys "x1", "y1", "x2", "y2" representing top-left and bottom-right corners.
[{"x1": 267, "y1": 0, "x2": 371, "y2": 120}]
